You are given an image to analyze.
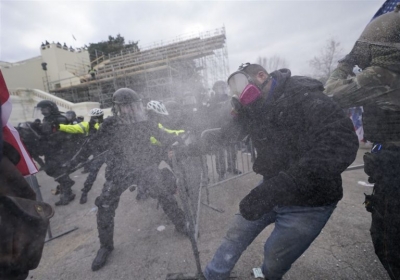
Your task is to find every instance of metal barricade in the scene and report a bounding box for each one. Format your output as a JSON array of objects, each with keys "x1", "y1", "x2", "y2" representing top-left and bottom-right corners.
[{"x1": 166, "y1": 129, "x2": 254, "y2": 279}]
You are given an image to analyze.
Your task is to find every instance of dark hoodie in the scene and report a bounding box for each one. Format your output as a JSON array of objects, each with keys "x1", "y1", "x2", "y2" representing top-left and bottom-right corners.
[{"x1": 225, "y1": 69, "x2": 359, "y2": 207}]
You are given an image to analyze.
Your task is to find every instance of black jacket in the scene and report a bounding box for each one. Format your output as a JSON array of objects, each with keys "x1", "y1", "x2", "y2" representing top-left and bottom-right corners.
[
  {"x1": 224, "y1": 69, "x2": 359, "y2": 207},
  {"x1": 85, "y1": 116, "x2": 180, "y2": 184}
]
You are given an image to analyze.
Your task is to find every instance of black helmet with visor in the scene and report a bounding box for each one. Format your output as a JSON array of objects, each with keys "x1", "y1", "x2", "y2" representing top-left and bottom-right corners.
[{"x1": 112, "y1": 88, "x2": 147, "y2": 123}]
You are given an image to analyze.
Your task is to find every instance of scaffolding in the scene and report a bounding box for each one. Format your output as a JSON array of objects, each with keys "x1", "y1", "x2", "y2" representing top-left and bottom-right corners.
[{"x1": 49, "y1": 27, "x2": 229, "y2": 108}]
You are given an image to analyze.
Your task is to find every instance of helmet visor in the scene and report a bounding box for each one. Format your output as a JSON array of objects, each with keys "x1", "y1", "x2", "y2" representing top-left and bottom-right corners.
[
  {"x1": 227, "y1": 72, "x2": 250, "y2": 97},
  {"x1": 32, "y1": 106, "x2": 49, "y2": 119},
  {"x1": 117, "y1": 101, "x2": 148, "y2": 122},
  {"x1": 228, "y1": 72, "x2": 262, "y2": 106}
]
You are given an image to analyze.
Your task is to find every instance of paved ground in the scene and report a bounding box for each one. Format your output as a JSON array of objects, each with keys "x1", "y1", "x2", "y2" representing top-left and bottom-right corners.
[{"x1": 29, "y1": 148, "x2": 390, "y2": 280}]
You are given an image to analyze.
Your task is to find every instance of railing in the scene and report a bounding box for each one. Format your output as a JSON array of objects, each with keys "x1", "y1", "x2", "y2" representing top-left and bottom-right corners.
[
  {"x1": 9, "y1": 88, "x2": 74, "y2": 110},
  {"x1": 106, "y1": 26, "x2": 226, "y2": 60}
]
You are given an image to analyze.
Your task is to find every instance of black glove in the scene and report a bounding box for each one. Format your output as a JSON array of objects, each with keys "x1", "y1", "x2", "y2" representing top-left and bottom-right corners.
[{"x1": 239, "y1": 172, "x2": 296, "y2": 221}]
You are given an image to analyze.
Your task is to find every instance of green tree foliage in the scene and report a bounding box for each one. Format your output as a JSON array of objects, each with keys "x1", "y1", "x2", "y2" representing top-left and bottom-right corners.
[{"x1": 86, "y1": 34, "x2": 139, "y2": 61}]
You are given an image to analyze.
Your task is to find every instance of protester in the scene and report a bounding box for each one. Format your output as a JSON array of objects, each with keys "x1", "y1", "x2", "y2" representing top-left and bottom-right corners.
[
  {"x1": 88, "y1": 68, "x2": 97, "y2": 80},
  {"x1": 324, "y1": 4, "x2": 400, "y2": 279},
  {"x1": 203, "y1": 63, "x2": 358, "y2": 280}
]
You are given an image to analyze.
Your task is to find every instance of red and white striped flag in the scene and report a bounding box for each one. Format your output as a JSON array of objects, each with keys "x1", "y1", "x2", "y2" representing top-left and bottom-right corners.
[{"x1": 0, "y1": 70, "x2": 38, "y2": 175}]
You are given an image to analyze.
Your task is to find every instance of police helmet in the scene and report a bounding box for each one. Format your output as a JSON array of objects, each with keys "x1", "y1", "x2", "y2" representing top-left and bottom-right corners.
[
  {"x1": 36, "y1": 100, "x2": 59, "y2": 113},
  {"x1": 65, "y1": 111, "x2": 77, "y2": 119},
  {"x1": 112, "y1": 88, "x2": 141, "y2": 104}
]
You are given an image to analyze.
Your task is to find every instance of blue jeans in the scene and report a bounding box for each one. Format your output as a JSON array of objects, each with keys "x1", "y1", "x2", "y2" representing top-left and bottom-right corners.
[{"x1": 204, "y1": 203, "x2": 336, "y2": 280}]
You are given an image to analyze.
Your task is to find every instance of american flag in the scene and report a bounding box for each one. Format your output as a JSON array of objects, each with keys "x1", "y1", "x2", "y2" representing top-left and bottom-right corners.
[
  {"x1": 1, "y1": 70, "x2": 38, "y2": 175},
  {"x1": 372, "y1": 0, "x2": 400, "y2": 19},
  {"x1": 349, "y1": 107, "x2": 364, "y2": 141}
]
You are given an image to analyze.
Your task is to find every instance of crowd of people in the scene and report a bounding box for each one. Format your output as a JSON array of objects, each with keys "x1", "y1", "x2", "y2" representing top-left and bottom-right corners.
[
  {"x1": 2, "y1": 3, "x2": 399, "y2": 279},
  {"x1": 12, "y1": 80, "x2": 244, "y2": 274}
]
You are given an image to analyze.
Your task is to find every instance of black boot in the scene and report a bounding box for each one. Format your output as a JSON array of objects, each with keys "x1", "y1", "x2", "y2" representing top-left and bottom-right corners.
[
  {"x1": 80, "y1": 192, "x2": 88, "y2": 204},
  {"x1": 55, "y1": 190, "x2": 75, "y2": 206},
  {"x1": 55, "y1": 179, "x2": 76, "y2": 206},
  {"x1": 91, "y1": 246, "x2": 113, "y2": 271},
  {"x1": 92, "y1": 226, "x2": 114, "y2": 271}
]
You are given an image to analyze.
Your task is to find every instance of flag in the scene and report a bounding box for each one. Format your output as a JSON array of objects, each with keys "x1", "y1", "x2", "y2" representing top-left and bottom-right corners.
[
  {"x1": 348, "y1": 107, "x2": 364, "y2": 141},
  {"x1": 371, "y1": 0, "x2": 400, "y2": 20},
  {"x1": 0, "y1": 70, "x2": 38, "y2": 176}
]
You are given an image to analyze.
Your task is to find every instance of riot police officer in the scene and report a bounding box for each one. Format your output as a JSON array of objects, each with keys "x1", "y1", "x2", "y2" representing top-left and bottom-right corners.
[
  {"x1": 325, "y1": 4, "x2": 400, "y2": 279},
  {"x1": 73, "y1": 88, "x2": 188, "y2": 271},
  {"x1": 35, "y1": 100, "x2": 77, "y2": 206}
]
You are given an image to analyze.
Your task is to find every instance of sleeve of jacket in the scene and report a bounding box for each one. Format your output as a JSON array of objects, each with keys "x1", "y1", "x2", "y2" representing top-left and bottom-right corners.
[
  {"x1": 74, "y1": 119, "x2": 111, "y2": 161},
  {"x1": 285, "y1": 92, "x2": 359, "y2": 193},
  {"x1": 59, "y1": 122, "x2": 88, "y2": 134},
  {"x1": 152, "y1": 125, "x2": 183, "y2": 148}
]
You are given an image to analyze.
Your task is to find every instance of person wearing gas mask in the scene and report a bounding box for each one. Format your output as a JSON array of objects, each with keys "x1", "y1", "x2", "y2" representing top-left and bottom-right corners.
[
  {"x1": 324, "y1": 4, "x2": 400, "y2": 279},
  {"x1": 203, "y1": 63, "x2": 358, "y2": 280},
  {"x1": 34, "y1": 100, "x2": 77, "y2": 206},
  {"x1": 69, "y1": 88, "x2": 189, "y2": 271}
]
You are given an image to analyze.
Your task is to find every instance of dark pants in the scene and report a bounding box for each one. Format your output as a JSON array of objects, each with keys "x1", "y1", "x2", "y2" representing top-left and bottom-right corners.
[
  {"x1": 94, "y1": 164, "x2": 186, "y2": 249},
  {"x1": 82, "y1": 154, "x2": 106, "y2": 194},
  {"x1": 365, "y1": 148, "x2": 400, "y2": 280},
  {"x1": 44, "y1": 157, "x2": 74, "y2": 194},
  {"x1": 369, "y1": 179, "x2": 400, "y2": 280}
]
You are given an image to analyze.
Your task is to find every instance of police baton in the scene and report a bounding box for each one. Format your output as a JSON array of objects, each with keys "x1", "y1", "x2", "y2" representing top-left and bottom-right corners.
[{"x1": 55, "y1": 150, "x2": 108, "y2": 180}]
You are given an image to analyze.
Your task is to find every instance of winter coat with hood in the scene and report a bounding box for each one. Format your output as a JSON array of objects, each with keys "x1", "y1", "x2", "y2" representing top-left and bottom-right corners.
[{"x1": 223, "y1": 69, "x2": 359, "y2": 207}]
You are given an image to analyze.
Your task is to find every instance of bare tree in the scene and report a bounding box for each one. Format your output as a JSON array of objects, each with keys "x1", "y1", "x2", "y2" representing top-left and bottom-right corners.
[
  {"x1": 257, "y1": 55, "x2": 289, "y2": 72},
  {"x1": 309, "y1": 38, "x2": 343, "y2": 83}
]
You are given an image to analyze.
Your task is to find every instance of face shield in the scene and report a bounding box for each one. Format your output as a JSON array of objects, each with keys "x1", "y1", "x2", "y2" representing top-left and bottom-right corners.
[
  {"x1": 65, "y1": 112, "x2": 77, "y2": 123},
  {"x1": 33, "y1": 106, "x2": 51, "y2": 118},
  {"x1": 116, "y1": 101, "x2": 148, "y2": 123}
]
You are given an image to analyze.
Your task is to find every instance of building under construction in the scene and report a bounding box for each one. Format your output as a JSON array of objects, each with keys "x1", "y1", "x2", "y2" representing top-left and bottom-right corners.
[{"x1": 50, "y1": 27, "x2": 229, "y2": 108}]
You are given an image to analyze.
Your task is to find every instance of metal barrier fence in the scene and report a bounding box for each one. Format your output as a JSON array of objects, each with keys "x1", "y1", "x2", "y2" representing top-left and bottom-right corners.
[{"x1": 167, "y1": 129, "x2": 255, "y2": 279}]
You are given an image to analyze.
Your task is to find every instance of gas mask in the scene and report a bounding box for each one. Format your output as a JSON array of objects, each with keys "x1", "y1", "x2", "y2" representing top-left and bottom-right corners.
[{"x1": 227, "y1": 66, "x2": 271, "y2": 115}]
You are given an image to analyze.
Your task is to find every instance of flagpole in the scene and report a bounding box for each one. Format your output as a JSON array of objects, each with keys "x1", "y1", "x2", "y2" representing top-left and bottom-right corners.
[{"x1": 71, "y1": 33, "x2": 77, "y2": 49}]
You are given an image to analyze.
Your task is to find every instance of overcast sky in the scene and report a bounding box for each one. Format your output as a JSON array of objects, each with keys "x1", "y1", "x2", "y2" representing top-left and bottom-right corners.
[{"x1": 0, "y1": 0, "x2": 384, "y2": 75}]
